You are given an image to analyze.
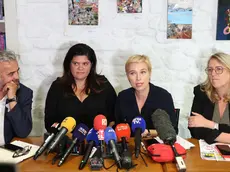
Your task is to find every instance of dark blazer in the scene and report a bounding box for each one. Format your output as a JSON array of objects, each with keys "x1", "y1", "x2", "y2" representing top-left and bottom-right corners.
[
  {"x1": 189, "y1": 85, "x2": 230, "y2": 144},
  {"x1": 115, "y1": 83, "x2": 178, "y2": 133},
  {"x1": 4, "y1": 83, "x2": 33, "y2": 144}
]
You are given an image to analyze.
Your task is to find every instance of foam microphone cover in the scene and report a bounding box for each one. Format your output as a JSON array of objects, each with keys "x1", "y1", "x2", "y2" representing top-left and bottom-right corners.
[
  {"x1": 93, "y1": 114, "x2": 107, "y2": 130},
  {"x1": 131, "y1": 116, "x2": 146, "y2": 133},
  {"x1": 72, "y1": 123, "x2": 89, "y2": 142},
  {"x1": 104, "y1": 127, "x2": 117, "y2": 144},
  {"x1": 61, "y1": 117, "x2": 76, "y2": 133},
  {"x1": 115, "y1": 123, "x2": 131, "y2": 142},
  {"x1": 151, "y1": 109, "x2": 177, "y2": 145},
  {"x1": 86, "y1": 128, "x2": 99, "y2": 146}
]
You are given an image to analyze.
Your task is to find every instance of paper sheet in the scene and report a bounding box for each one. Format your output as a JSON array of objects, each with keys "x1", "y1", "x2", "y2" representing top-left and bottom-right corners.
[
  {"x1": 0, "y1": 140, "x2": 39, "y2": 164},
  {"x1": 199, "y1": 139, "x2": 230, "y2": 161},
  {"x1": 154, "y1": 136, "x2": 195, "y2": 149}
]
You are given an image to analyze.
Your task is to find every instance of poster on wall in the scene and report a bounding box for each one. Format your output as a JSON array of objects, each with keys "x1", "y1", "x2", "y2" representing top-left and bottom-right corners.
[
  {"x1": 117, "y1": 0, "x2": 142, "y2": 13},
  {"x1": 167, "y1": 0, "x2": 193, "y2": 39},
  {"x1": 68, "y1": 0, "x2": 98, "y2": 25},
  {"x1": 216, "y1": 0, "x2": 230, "y2": 40}
]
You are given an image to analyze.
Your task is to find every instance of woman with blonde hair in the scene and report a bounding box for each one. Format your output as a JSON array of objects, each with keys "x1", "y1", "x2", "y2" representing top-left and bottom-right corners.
[
  {"x1": 115, "y1": 54, "x2": 178, "y2": 137},
  {"x1": 189, "y1": 52, "x2": 230, "y2": 144}
]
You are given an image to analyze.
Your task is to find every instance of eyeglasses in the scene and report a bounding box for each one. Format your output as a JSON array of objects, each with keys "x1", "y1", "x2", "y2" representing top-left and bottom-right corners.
[
  {"x1": 205, "y1": 66, "x2": 225, "y2": 75},
  {"x1": 12, "y1": 146, "x2": 32, "y2": 158}
]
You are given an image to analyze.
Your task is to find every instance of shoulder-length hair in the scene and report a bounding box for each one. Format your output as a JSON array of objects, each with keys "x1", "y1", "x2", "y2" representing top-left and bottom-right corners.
[
  {"x1": 59, "y1": 43, "x2": 104, "y2": 96},
  {"x1": 201, "y1": 52, "x2": 230, "y2": 102}
]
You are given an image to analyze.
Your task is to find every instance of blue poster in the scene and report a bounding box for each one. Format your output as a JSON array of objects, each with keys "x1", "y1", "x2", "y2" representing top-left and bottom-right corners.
[{"x1": 216, "y1": 0, "x2": 230, "y2": 40}]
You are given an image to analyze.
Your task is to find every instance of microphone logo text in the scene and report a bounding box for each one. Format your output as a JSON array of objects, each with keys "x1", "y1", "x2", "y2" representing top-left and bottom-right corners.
[{"x1": 132, "y1": 117, "x2": 142, "y2": 124}]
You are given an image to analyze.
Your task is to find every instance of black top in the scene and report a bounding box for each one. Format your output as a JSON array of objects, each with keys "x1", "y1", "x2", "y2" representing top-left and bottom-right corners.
[
  {"x1": 189, "y1": 85, "x2": 230, "y2": 144},
  {"x1": 5, "y1": 83, "x2": 33, "y2": 143},
  {"x1": 115, "y1": 83, "x2": 178, "y2": 133},
  {"x1": 44, "y1": 76, "x2": 117, "y2": 131}
]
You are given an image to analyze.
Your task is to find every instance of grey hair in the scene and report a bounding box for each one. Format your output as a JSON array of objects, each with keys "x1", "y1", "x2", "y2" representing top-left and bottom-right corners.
[{"x1": 0, "y1": 50, "x2": 18, "y2": 62}]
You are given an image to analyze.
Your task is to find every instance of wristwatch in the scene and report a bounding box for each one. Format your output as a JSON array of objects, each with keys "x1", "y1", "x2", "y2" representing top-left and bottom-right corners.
[
  {"x1": 7, "y1": 96, "x2": 17, "y2": 103},
  {"x1": 214, "y1": 122, "x2": 219, "y2": 130}
]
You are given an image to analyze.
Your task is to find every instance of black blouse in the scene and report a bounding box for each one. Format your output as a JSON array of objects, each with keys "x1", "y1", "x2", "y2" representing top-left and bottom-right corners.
[
  {"x1": 44, "y1": 76, "x2": 117, "y2": 131},
  {"x1": 115, "y1": 83, "x2": 178, "y2": 133}
]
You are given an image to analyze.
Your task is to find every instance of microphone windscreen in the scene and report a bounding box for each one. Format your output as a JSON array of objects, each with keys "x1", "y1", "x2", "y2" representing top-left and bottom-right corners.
[
  {"x1": 151, "y1": 109, "x2": 176, "y2": 144},
  {"x1": 60, "y1": 117, "x2": 76, "y2": 133},
  {"x1": 86, "y1": 128, "x2": 99, "y2": 146},
  {"x1": 72, "y1": 123, "x2": 89, "y2": 142},
  {"x1": 104, "y1": 127, "x2": 117, "y2": 145},
  {"x1": 48, "y1": 123, "x2": 59, "y2": 134},
  {"x1": 93, "y1": 114, "x2": 107, "y2": 130},
  {"x1": 131, "y1": 117, "x2": 146, "y2": 133},
  {"x1": 115, "y1": 123, "x2": 131, "y2": 142}
]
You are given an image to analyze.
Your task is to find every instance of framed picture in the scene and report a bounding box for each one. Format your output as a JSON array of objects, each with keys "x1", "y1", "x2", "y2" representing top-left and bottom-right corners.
[
  {"x1": 117, "y1": 0, "x2": 142, "y2": 13},
  {"x1": 167, "y1": 0, "x2": 193, "y2": 39},
  {"x1": 68, "y1": 0, "x2": 98, "y2": 25}
]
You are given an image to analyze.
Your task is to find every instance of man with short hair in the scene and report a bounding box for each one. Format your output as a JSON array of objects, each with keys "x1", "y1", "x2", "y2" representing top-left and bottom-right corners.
[{"x1": 0, "y1": 50, "x2": 33, "y2": 144}]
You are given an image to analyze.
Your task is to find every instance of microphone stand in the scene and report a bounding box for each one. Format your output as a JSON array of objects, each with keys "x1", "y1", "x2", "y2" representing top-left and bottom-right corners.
[
  {"x1": 52, "y1": 152, "x2": 65, "y2": 165},
  {"x1": 132, "y1": 151, "x2": 148, "y2": 167}
]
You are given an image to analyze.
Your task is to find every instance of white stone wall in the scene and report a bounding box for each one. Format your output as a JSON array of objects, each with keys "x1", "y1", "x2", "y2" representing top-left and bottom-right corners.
[{"x1": 15, "y1": 0, "x2": 230, "y2": 137}]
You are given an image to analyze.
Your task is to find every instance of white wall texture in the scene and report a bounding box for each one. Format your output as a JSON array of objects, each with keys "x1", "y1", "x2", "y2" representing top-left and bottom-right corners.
[{"x1": 14, "y1": 0, "x2": 230, "y2": 137}]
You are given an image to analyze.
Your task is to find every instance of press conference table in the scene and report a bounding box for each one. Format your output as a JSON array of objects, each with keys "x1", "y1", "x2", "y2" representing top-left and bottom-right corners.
[
  {"x1": 16, "y1": 137, "x2": 230, "y2": 172},
  {"x1": 163, "y1": 139, "x2": 230, "y2": 172},
  {"x1": 17, "y1": 137, "x2": 163, "y2": 172}
]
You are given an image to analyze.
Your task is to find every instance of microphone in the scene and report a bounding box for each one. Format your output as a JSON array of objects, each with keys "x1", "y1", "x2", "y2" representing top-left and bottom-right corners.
[
  {"x1": 58, "y1": 123, "x2": 89, "y2": 167},
  {"x1": 46, "y1": 117, "x2": 76, "y2": 155},
  {"x1": 104, "y1": 127, "x2": 122, "y2": 169},
  {"x1": 33, "y1": 123, "x2": 59, "y2": 160},
  {"x1": 151, "y1": 109, "x2": 186, "y2": 172},
  {"x1": 79, "y1": 128, "x2": 99, "y2": 170},
  {"x1": 93, "y1": 114, "x2": 107, "y2": 156},
  {"x1": 94, "y1": 114, "x2": 107, "y2": 140},
  {"x1": 131, "y1": 117, "x2": 146, "y2": 158},
  {"x1": 115, "y1": 123, "x2": 132, "y2": 169}
]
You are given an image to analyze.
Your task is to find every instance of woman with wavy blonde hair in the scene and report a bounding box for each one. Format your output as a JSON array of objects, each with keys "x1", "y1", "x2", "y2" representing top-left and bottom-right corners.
[{"x1": 189, "y1": 52, "x2": 230, "y2": 144}]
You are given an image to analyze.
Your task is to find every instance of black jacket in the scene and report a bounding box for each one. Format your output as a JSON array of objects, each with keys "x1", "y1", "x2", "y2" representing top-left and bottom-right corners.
[{"x1": 189, "y1": 85, "x2": 230, "y2": 144}]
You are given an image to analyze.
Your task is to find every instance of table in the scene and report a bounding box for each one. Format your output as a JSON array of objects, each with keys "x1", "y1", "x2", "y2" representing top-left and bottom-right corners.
[
  {"x1": 163, "y1": 139, "x2": 230, "y2": 172},
  {"x1": 17, "y1": 137, "x2": 163, "y2": 172}
]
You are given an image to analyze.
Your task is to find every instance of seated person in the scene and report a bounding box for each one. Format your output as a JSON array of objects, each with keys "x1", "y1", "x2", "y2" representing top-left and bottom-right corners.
[
  {"x1": 189, "y1": 52, "x2": 230, "y2": 144},
  {"x1": 44, "y1": 43, "x2": 117, "y2": 131},
  {"x1": 115, "y1": 54, "x2": 178, "y2": 137},
  {"x1": 0, "y1": 51, "x2": 33, "y2": 144}
]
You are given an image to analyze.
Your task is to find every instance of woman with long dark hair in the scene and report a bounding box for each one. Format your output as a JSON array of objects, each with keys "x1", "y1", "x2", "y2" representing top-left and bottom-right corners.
[{"x1": 44, "y1": 43, "x2": 116, "y2": 130}]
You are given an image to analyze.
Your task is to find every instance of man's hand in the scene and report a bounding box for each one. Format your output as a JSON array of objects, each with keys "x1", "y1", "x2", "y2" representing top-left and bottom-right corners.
[{"x1": 4, "y1": 81, "x2": 18, "y2": 99}]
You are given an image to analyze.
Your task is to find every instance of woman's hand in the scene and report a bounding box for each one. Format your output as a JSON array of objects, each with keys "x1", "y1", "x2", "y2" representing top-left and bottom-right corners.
[
  {"x1": 141, "y1": 129, "x2": 158, "y2": 138},
  {"x1": 188, "y1": 112, "x2": 214, "y2": 129}
]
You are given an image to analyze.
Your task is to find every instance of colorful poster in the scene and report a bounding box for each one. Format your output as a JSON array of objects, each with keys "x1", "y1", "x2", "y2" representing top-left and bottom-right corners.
[
  {"x1": 167, "y1": 0, "x2": 193, "y2": 39},
  {"x1": 117, "y1": 0, "x2": 142, "y2": 13},
  {"x1": 68, "y1": 0, "x2": 98, "y2": 25},
  {"x1": 216, "y1": 0, "x2": 230, "y2": 40}
]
